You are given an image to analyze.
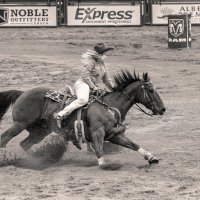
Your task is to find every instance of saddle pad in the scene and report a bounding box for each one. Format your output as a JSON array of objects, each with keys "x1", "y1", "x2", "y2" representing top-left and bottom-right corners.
[
  {"x1": 45, "y1": 90, "x2": 65, "y2": 103},
  {"x1": 41, "y1": 90, "x2": 75, "y2": 119},
  {"x1": 42, "y1": 89, "x2": 102, "y2": 119}
]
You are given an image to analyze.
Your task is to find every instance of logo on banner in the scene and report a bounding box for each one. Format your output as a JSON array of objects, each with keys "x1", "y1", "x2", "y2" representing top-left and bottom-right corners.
[
  {"x1": 0, "y1": 8, "x2": 9, "y2": 24},
  {"x1": 75, "y1": 7, "x2": 133, "y2": 23},
  {"x1": 169, "y1": 19, "x2": 184, "y2": 37}
]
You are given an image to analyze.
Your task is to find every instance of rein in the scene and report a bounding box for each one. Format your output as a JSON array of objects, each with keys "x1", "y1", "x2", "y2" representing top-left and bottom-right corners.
[
  {"x1": 89, "y1": 82, "x2": 154, "y2": 127},
  {"x1": 90, "y1": 84, "x2": 154, "y2": 118},
  {"x1": 133, "y1": 103, "x2": 153, "y2": 117}
]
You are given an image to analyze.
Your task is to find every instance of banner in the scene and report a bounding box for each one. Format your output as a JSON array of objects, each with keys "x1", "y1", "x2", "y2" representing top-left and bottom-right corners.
[
  {"x1": 152, "y1": 3, "x2": 200, "y2": 25},
  {"x1": 67, "y1": 5, "x2": 141, "y2": 26},
  {"x1": 0, "y1": 6, "x2": 57, "y2": 27},
  {"x1": 168, "y1": 14, "x2": 191, "y2": 48}
]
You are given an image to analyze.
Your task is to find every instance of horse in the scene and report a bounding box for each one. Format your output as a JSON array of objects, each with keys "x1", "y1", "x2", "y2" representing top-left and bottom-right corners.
[{"x1": 0, "y1": 70, "x2": 166, "y2": 168}]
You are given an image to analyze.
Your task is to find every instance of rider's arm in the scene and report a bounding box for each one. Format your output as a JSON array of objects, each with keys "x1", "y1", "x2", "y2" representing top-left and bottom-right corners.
[
  {"x1": 81, "y1": 60, "x2": 96, "y2": 89},
  {"x1": 102, "y1": 69, "x2": 114, "y2": 91}
]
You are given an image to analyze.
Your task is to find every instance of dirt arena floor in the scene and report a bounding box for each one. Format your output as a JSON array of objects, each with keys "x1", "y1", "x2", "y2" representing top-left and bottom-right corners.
[{"x1": 0, "y1": 26, "x2": 200, "y2": 200}]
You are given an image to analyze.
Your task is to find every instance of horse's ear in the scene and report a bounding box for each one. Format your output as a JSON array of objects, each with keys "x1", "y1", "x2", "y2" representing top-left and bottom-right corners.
[
  {"x1": 134, "y1": 70, "x2": 139, "y2": 80},
  {"x1": 142, "y1": 72, "x2": 145, "y2": 79},
  {"x1": 143, "y1": 73, "x2": 150, "y2": 82}
]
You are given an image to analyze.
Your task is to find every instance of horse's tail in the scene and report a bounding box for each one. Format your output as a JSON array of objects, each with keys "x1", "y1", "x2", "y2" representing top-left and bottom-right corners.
[{"x1": 0, "y1": 90, "x2": 23, "y2": 121}]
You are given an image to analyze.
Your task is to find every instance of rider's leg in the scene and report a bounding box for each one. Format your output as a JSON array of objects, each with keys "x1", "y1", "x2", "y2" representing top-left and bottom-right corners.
[
  {"x1": 54, "y1": 80, "x2": 89, "y2": 128},
  {"x1": 57, "y1": 80, "x2": 90, "y2": 117}
]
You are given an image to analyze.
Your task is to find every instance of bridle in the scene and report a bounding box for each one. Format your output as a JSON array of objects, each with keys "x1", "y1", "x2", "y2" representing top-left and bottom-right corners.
[{"x1": 122, "y1": 81, "x2": 154, "y2": 117}]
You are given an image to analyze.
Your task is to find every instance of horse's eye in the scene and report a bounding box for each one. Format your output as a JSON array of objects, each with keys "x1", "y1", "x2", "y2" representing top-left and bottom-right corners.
[
  {"x1": 148, "y1": 87, "x2": 154, "y2": 93},
  {"x1": 149, "y1": 89, "x2": 154, "y2": 93}
]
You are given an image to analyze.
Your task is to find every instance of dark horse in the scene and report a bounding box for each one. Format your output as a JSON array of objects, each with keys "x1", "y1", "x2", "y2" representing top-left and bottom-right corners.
[{"x1": 0, "y1": 70, "x2": 166, "y2": 167}]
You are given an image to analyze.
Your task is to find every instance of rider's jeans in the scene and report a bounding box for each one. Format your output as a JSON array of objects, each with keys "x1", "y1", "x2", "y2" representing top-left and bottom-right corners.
[{"x1": 58, "y1": 79, "x2": 90, "y2": 117}]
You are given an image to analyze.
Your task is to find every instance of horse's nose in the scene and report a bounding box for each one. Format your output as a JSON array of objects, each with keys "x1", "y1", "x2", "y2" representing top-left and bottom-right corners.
[{"x1": 161, "y1": 107, "x2": 166, "y2": 114}]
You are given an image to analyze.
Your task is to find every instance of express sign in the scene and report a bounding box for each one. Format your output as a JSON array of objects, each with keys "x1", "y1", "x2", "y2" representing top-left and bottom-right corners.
[{"x1": 67, "y1": 5, "x2": 141, "y2": 26}]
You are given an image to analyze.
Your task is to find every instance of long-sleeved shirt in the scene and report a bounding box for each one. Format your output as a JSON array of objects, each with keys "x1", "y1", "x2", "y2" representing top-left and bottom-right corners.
[{"x1": 79, "y1": 57, "x2": 114, "y2": 90}]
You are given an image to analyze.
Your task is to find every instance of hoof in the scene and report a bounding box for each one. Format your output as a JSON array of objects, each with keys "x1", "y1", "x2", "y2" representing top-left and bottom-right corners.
[{"x1": 148, "y1": 156, "x2": 159, "y2": 164}]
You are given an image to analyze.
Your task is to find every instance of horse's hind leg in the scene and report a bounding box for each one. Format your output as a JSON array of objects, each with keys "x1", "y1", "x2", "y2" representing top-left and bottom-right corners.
[
  {"x1": 0, "y1": 121, "x2": 26, "y2": 148},
  {"x1": 20, "y1": 120, "x2": 51, "y2": 152}
]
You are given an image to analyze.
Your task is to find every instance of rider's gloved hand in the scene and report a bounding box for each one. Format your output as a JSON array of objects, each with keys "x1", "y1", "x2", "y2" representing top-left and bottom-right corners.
[{"x1": 92, "y1": 86, "x2": 99, "y2": 96}]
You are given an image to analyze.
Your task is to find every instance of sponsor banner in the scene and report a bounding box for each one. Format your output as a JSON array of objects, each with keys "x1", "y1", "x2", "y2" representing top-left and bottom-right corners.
[
  {"x1": 152, "y1": 3, "x2": 200, "y2": 25},
  {"x1": 168, "y1": 14, "x2": 191, "y2": 48},
  {"x1": 67, "y1": 5, "x2": 141, "y2": 26},
  {"x1": 0, "y1": 6, "x2": 57, "y2": 27}
]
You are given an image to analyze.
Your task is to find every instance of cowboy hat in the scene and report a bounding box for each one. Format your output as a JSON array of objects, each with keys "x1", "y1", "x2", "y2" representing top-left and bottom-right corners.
[{"x1": 94, "y1": 43, "x2": 114, "y2": 55}]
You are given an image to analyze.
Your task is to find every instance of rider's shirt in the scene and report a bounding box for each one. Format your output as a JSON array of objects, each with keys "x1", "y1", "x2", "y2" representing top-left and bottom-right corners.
[{"x1": 79, "y1": 55, "x2": 113, "y2": 90}]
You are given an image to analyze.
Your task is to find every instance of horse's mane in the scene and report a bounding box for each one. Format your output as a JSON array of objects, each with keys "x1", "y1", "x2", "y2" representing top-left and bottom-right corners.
[{"x1": 112, "y1": 70, "x2": 140, "y2": 91}]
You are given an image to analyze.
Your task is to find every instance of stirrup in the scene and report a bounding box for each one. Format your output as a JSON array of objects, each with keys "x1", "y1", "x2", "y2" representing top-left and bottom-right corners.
[
  {"x1": 53, "y1": 113, "x2": 62, "y2": 129},
  {"x1": 63, "y1": 113, "x2": 70, "y2": 119}
]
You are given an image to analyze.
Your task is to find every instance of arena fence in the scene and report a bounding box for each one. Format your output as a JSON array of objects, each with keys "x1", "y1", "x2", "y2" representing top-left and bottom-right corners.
[{"x1": 0, "y1": 0, "x2": 200, "y2": 27}]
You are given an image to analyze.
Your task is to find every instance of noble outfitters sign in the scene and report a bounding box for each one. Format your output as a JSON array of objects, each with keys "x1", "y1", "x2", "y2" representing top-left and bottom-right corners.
[
  {"x1": 0, "y1": 6, "x2": 57, "y2": 27},
  {"x1": 168, "y1": 15, "x2": 191, "y2": 48},
  {"x1": 67, "y1": 5, "x2": 141, "y2": 26},
  {"x1": 152, "y1": 3, "x2": 200, "y2": 25}
]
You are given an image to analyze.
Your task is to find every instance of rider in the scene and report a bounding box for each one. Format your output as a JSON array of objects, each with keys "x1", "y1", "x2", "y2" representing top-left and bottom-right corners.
[{"x1": 54, "y1": 42, "x2": 115, "y2": 129}]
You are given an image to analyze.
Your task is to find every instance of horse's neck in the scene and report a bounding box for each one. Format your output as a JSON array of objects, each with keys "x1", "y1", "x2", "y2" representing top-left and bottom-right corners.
[
  {"x1": 103, "y1": 91, "x2": 133, "y2": 121},
  {"x1": 103, "y1": 82, "x2": 140, "y2": 121}
]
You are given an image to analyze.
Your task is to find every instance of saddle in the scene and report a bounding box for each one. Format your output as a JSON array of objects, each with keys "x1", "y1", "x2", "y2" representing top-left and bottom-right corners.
[{"x1": 41, "y1": 85, "x2": 99, "y2": 119}]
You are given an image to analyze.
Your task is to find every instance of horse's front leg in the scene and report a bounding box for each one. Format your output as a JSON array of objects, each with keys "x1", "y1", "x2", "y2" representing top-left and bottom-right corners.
[
  {"x1": 90, "y1": 126, "x2": 106, "y2": 167},
  {"x1": 109, "y1": 133, "x2": 159, "y2": 164}
]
